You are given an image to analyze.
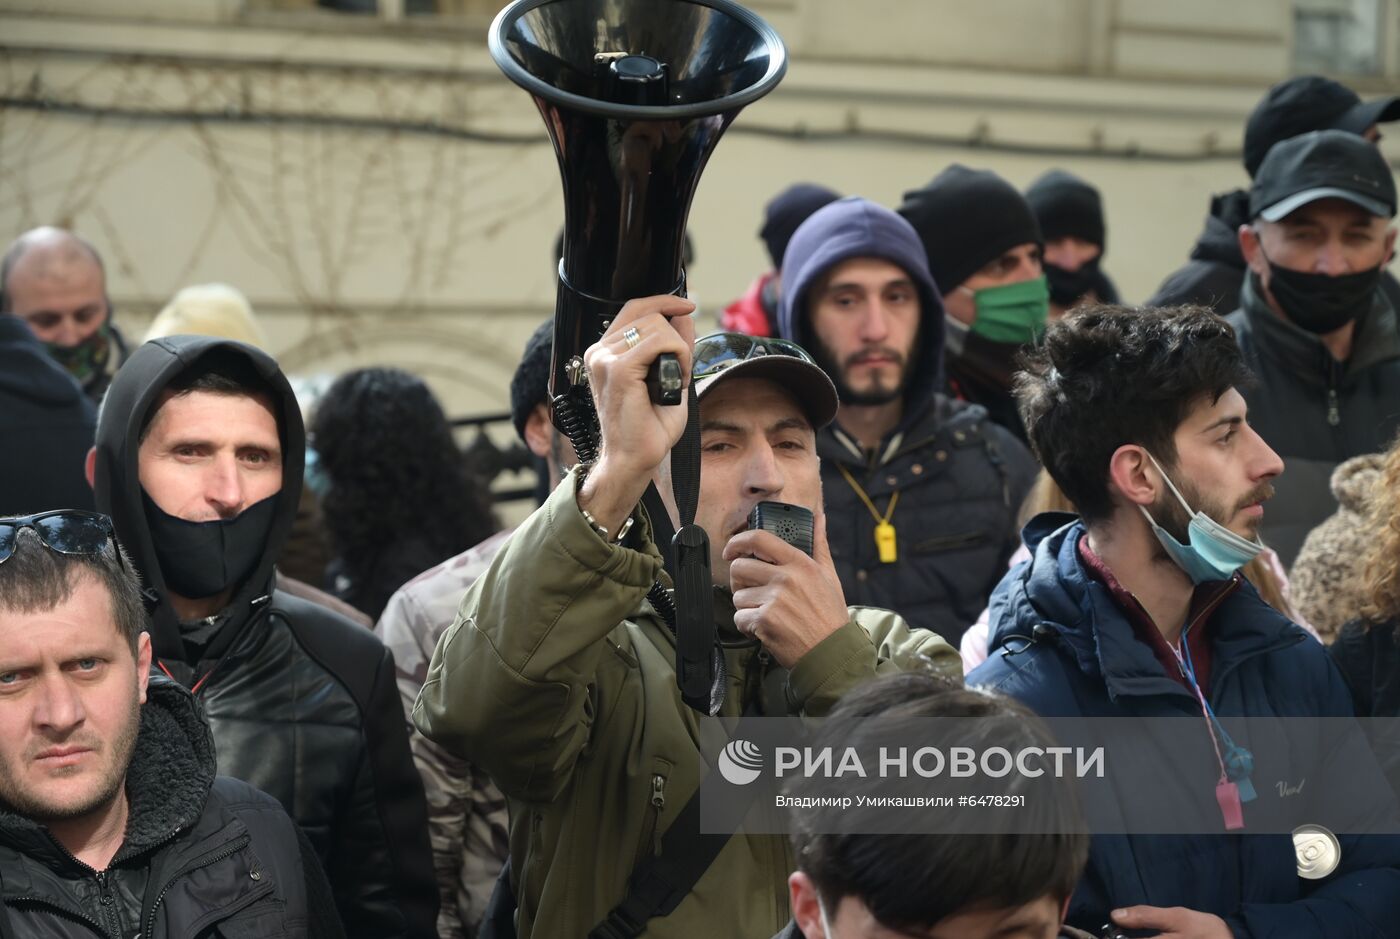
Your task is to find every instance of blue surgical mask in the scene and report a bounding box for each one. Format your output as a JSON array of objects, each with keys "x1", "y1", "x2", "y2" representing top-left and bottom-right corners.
[{"x1": 1138, "y1": 452, "x2": 1262, "y2": 584}]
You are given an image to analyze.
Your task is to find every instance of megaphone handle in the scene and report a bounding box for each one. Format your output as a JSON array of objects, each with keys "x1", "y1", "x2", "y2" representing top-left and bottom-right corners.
[{"x1": 646, "y1": 355, "x2": 684, "y2": 406}]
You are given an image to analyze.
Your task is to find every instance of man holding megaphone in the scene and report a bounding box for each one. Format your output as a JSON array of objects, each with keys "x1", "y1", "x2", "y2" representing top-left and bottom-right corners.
[{"x1": 414, "y1": 300, "x2": 957, "y2": 939}]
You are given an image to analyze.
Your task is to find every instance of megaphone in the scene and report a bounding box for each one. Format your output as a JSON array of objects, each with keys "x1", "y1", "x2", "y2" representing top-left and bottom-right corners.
[
  {"x1": 489, "y1": 0, "x2": 788, "y2": 445},
  {"x1": 490, "y1": 0, "x2": 787, "y2": 715}
]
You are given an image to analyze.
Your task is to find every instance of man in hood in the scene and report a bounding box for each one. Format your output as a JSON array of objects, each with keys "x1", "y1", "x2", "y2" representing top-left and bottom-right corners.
[
  {"x1": 0, "y1": 227, "x2": 129, "y2": 403},
  {"x1": 0, "y1": 308, "x2": 96, "y2": 515},
  {"x1": 777, "y1": 197, "x2": 1037, "y2": 644},
  {"x1": 1227, "y1": 129, "x2": 1400, "y2": 566},
  {"x1": 88, "y1": 335, "x2": 437, "y2": 937},
  {"x1": 0, "y1": 513, "x2": 342, "y2": 937},
  {"x1": 1025, "y1": 169, "x2": 1121, "y2": 318},
  {"x1": 1149, "y1": 75, "x2": 1400, "y2": 312},
  {"x1": 898, "y1": 165, "x2": 1049, "y2": 442},
  {"x1": 415, "y1": 298, "x2": 959, "y2": 939},
  {"x1": 969, "y1": 304, "x2": 1400, "y2": 936},
  {"x1": 723, "y1": 183, "x2": 843, "y2": 337}
]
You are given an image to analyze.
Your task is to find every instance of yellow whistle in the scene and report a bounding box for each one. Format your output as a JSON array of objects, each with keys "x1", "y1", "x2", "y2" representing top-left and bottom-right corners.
[{"x1": 875, "y1": 521, "x2": 897, "y2": 564}]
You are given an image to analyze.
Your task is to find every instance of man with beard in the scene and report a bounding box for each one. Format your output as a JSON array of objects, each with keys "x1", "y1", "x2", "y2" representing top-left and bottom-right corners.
[
  {"x1": 1024, "y1": 169, "x2": 1121, "y2": 318},
  {"x1": 1, "y1": 228, "x2": 129, "y2": 404},
  {"x1": 898, "y1": 165, "x2": 1049, "y2": 442},
  {"x1": 88, "y1": 337, "x2": 437, "y2": 936},
  {"x1": 777, "y1": 197, "x2": 1037, "y2": 643},
  {"x1": 0, "y1": 513, "x2": 342, "y2": 937},
  {"x1": 1228, "y1": 129, "x2": 1400, "y2": 566},
  {"x1": 969, "y1": 305, "x2": 1400, "y2": 936}
]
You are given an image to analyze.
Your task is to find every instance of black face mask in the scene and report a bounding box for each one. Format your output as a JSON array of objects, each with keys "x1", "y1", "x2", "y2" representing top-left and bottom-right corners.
[
  {"x1": 141, "y1": 491, "x2": 278, "y2": 600},
  {"x1": 1256, "y1": 254, "x2": 1383, "y2": 335},
  {"x1": 1045, "y1": 261, "x2": 1102, "y2": 308}
]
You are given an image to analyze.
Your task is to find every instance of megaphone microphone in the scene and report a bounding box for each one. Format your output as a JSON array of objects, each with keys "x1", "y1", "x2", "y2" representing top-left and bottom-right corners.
[{"x1": 491, "y1": 0, "x2": 787, "y2": 714}]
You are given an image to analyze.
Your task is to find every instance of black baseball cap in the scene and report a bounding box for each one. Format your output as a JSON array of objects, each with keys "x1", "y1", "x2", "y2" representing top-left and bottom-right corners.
[
  {"x1": 1244, "y1": 75, "x2": 1400, "y2": 178},
  {"x1": 1250, "y1": 129, "x2": 1397, "y2": 223}
]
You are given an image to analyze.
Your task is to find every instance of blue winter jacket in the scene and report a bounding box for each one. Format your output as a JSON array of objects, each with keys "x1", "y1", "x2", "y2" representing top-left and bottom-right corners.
[{"x1": 968, "y1": 514, "x2": 1400, "y2": 938}]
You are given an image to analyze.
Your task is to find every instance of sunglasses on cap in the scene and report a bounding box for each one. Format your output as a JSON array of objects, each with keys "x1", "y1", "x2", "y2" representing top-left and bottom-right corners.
[
  {"x1": 692, "y1": 333, "x2": 815, "y2": 380},
  {"x1": 0, "y1": 511, "x2": 120, "y2": 566}
]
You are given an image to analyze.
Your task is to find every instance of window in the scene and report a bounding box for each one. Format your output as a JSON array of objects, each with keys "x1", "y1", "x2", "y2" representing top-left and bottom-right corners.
[{"x1": 1294, "y1": 0, "x2": 1384, "y2": 75}]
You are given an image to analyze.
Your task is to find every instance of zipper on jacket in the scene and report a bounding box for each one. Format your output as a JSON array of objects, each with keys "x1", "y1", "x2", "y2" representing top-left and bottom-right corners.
[
  {"x1": 650, "y1": 774, "x2": 667, "y2": 856},
  {"x1": 1325, "y1": 360, "x2": 1342, "y2": 427},
  {"x1": 143, "y1": 833, "x2": 253, "y2": 937},
  {"x1": 7, "y1": 893, "x2": 109, "y2": 936},
  {"x1": 94, "y1": 869, "x2": 123, "y2": 938},
  {"x1": 29, "y1": 831, "x2": 121, "y2": 938}
]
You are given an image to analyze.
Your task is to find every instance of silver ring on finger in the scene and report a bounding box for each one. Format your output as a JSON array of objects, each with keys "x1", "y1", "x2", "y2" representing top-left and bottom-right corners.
[{"x1": 623, "y1": 326, "x2": 642, "y2": 350}]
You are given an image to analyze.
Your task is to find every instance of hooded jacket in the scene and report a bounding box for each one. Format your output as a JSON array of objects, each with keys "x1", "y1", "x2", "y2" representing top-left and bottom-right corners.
[
  {"x1": 1225, "y1": 275, "x2": 1400, "y2": 567},
  {"x1": 91, "y1": 336, "x2": 436, "y2": 937},
  {"x1": 0, "y1": 676, "x2": 341, "y2": 938},
  {"x1": 414, "y1": 472, "x2": 961, "y2": 939},
  {"x1": 777, "y1": 198, "x2": 1038, "y2": 643},
  {"x1": 1148, "y1": 189, "x2": 1400, "y2": 314},
  {"x1": 0, "y1": 314, "x2": 96, "y2": 516},
  {"x1": 968, "y1": 515, "x2": 1400, "y2": 937}
]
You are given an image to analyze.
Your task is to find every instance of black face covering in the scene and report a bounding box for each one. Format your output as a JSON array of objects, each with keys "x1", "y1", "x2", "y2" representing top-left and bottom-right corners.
[
  {"x1": 1045, "y1": 261, "x2": 1102, "y2": 307},
  {"x1": 1255, "y1": 257, "x2": 1383, "y2": 335},
  {"x1": 141, "y1": 491, "x2": 278, "y2": 600}
]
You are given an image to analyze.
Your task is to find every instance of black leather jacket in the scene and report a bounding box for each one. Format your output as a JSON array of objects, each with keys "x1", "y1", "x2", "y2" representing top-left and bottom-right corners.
[
  {"x1": 91, "y1": 336, "x2": 437, "y2": 937},
  {"x1": 0, "y1": 678, "x2": 342, "y2": 939}
]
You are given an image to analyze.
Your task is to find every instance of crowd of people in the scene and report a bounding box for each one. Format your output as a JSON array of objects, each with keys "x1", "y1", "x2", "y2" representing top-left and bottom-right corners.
[{"x1": 3, "y1": 72, "x2": 1400, "y2": 938}]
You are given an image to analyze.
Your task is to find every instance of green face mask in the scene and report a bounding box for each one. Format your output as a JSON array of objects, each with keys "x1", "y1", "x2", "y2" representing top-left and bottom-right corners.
[{"x1": 966, "y1": 276, "x2": 1050, "y2": 345}]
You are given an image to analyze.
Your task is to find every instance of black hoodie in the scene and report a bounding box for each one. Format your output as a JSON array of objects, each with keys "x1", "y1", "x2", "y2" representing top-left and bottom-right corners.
[
  {"x1": 0, "y1": 676, "x2": 342, "y2": 938},
  {"x1": 91, "y1": 336, "x2": 437, "y2": 938},
  {"x1": 0, "y1": 314, "x2": 96, "y2": 516}
]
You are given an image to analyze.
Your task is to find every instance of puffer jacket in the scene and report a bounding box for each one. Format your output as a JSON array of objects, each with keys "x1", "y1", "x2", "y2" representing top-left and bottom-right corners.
[
  {"x1": 0, "y1": 677, "x2": 342, "y2": 939},
  {"x1": 414, "y1": 474, "x2": 962, "y2": 939},
  {"x1": 1226, "y1": 276, "x2": 1400, "y2": 567},
  {"x1": 1289, "y1": 453, "x2": 1386, "y2": 643},
  {"x1": 818, "y1": 393, "x2": 1036, "y2": 644},
  {"x1": 969, "y1": 514, "x2": 1400, "y2": 936},
  {"x1": 91, "y1": 336, "x2": 436, "y2": 937}
]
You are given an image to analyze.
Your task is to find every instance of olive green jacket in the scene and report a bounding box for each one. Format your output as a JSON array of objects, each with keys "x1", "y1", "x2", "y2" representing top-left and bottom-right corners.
[{"x1": 414, "y1": 473, "x2": 960, "y2": 939}]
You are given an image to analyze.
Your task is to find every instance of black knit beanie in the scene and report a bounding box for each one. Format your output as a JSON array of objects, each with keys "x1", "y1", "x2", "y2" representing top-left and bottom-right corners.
[
  {"x1": 897, "y1": 165, "x2": 1042, "y2": 294},
  {"x1": 759, "y1": 183, "x2": 842, "y2": 269},
  {"x1": 510, "y1": 319, "x2": 554, "y2": 443},
  {"x1": 1025, "y1": 169, "x2": 1106, "y2": 250}
]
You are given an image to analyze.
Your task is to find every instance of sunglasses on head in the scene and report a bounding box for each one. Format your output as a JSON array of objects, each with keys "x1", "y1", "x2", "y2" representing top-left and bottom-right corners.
[
  {"x1": 692, "y1": 333, "x2": 815, "y2": 380},
  {"x1": 0, "y1": 511, "x2": 119, "y2": 566}
]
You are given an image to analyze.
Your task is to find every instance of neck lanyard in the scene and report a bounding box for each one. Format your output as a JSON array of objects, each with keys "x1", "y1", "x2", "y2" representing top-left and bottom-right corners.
[
  {"x1": 836, "y1": 463, "x2": 899, "y2": 563},
  {"x1": 1171, "y1": 625, "x2": 1256, "y2": 830}
]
